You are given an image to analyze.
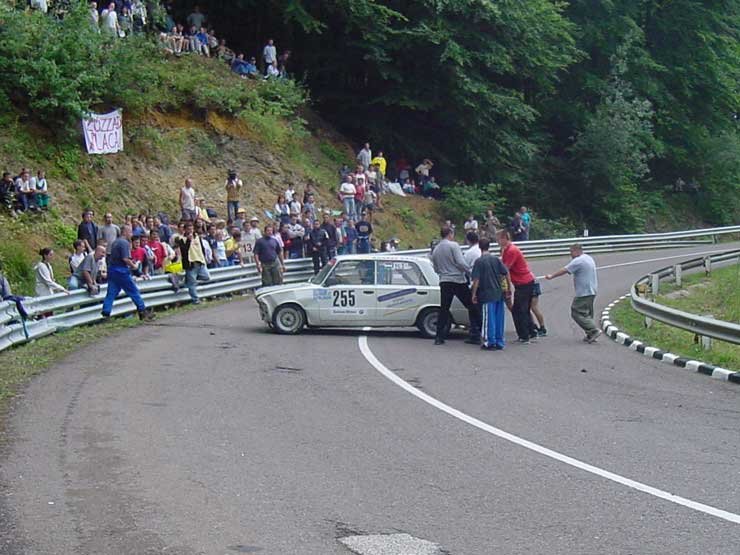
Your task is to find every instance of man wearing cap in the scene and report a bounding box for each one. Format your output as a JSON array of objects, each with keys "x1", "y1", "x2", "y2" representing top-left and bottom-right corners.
[
  {"x1": 241, "y1": 217, "x2": 262, "y2": 263},
  {"x1": 225, "y1": 169, "x2": 242, "y2": 223}
]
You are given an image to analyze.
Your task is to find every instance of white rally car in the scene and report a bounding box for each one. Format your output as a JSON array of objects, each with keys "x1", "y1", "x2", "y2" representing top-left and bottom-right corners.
[{"x1": 255, "y1": 255, "x2": 469, "y2": 336}]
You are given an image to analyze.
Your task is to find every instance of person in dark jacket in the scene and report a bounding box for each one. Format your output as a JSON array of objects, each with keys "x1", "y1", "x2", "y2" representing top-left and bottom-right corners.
[
  {"x1": 306, "y1": 220, "x2": 329, "y2": 274},
  {"x1": 77, "y1": 210, "x2": 98, "y2": 252},
  {"x1": 320, "y1": 213, "x2": 338, "y2": 259}
]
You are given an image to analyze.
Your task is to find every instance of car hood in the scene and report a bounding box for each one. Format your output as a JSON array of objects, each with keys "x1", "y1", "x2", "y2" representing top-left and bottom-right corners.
[{"x1": 256, "y1": 281, "x2": 318, "y2": 297}]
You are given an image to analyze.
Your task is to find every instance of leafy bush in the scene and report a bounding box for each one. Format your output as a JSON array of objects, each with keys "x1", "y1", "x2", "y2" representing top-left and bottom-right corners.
[
  {"x1": 441, "y1": 183, "x2": 506, "y2": 226},
  {"x1": 0, "y1": 241, "x2": 35, "y2": 296}
]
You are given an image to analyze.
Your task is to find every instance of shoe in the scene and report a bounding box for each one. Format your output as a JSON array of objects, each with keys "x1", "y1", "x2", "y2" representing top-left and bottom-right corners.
[
  {"x1": 480, "y1": 345, "x2": 499, "y2": 351},
  {"x1": 101, "y1": 312, "x2": 111, "y2": 320},
  {"x1": 537, "y1": 327, "x2": 548, "y2": 337},
  {"x1": 192, "y1": 299, "x2": 201, "y2": 305},
  {"x1": 517, "y1": 338, "x2": 530, "y2": 345},
  {"x1": 434, "y1": 338, "x2": 445, "y2": 345},
  {"x1": 464, "y1": 337, "x2": 480, "y2": 345},
  {"x1": 138, "y1": 309, "x2": 155, "y2": 322},
  {"x1": 586, "y1": 329, "x2": 602, "y2": 343}
]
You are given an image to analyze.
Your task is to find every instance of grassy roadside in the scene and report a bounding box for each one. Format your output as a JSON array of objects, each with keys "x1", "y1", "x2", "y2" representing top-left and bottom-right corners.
[
  {"x1": 0, "y1": 297, "x2": 231, "y2": 437},
  {"x1": 610, "y1": 263, "x2": 740, "y2": 370}
]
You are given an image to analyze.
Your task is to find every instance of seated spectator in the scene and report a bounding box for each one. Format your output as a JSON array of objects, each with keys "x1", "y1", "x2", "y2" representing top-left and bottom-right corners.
[
  {"x1": 30, "y1": 170, "x2": 49, "y2": 210},
  {"x1": 402, "y1": 178, "x2": 415, "y2": 194},
  {"x1": 68, "y1": 245, "x2": 106, "y2": 295},
  {"x1": 0, "y1": 261, "x2": 29, "y2": 321},
  {"x1": 216, "y1": 38, "x2": 235, "y2": 62},
  {"x1": 14, "y1": 169, "x2": 35, "y2": 212},
  {"x1": 423, "y1": 176, "x2": 441, "y2": 199},
  {"x1": 230, "y1": 54, "x2": 258, "y2": 77},
  {"x1": 1, "y1": 172, "x2": 14, "y2": 211},
  {"x1": 69, "y1": 240, "x2": 87, "y2": 274},
  {"x1": 35, "y1": 248, "x2": 68, "y2": 297},
  {"x1": 265, "y1": 61, "x2": 280, "y2": 79},
  {"x1": 278, "y1": 50, "x2": 291, "y2": 78},
  {"x1": 207, "y1": 28, "x2": 219, "y2": 53},
  {"x1": 170, "y1": 23, "x2": 185, "y2": 54},
  {"x1": 140, "y1": 234, "x2": 157, "y2": 276},
  {"x1": 195, "y1": 26, "x2": 210, "y2": 56}
]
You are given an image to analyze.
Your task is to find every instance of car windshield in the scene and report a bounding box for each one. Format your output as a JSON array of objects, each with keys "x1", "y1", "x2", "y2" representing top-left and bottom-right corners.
[{"x1": 309, "y1": 258, "x2": 336, "y2": 284}]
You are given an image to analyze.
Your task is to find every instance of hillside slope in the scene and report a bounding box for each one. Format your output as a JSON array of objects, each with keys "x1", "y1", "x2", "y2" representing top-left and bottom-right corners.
[{"x1": 0, "y1": 98, "x2": 443, "y2": 294}]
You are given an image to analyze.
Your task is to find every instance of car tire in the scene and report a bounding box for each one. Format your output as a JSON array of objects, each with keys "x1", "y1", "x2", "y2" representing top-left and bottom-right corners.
[
  {"x1": 417, "y1": 307, "x2": 441, "y2": 339},
  {"x1": 272, "y1": 304, "x2": 306, "y2": 335}
]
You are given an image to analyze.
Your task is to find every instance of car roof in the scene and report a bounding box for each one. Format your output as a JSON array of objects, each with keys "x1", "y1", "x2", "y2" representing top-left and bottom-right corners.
[{"x1": 334, "y1": 254, "x2": 429, "y2": 264}]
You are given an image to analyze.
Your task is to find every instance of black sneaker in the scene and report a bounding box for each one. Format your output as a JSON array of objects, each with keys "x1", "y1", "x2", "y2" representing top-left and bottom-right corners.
[
  {"x1": 138, "y1": 309, "x2": 155, "y2": 322},
  {"x1": 517, "y1": 338, "x2": 530, "y2": 345},
  {"x1": 537, "y1": 327, "x2": 548, "y2": 337},
  {"x1": 434, "y1": 338, "x2": 445, "y2": 345}
]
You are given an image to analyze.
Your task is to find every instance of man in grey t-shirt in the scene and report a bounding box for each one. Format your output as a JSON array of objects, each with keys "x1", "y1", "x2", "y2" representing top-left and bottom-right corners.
[
  {"x1": 545, "y1": 243, "x2": 601, "y2": 342},
  {"x1": 69, "y1": 245, "x2": 106, "y2": 295},
  {"x1": 98, "y1": 212, "x2": 120, "y2": 255}
]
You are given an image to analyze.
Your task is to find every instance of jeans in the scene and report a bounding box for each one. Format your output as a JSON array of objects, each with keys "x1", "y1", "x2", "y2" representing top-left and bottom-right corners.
[
  {"x1": 512, "y1": 280, "x2": 538, "y2": 340},
  {"x1": 343, "y1": 197, "x2": 356, "y2": 220},
  {"x1": 227, "y1": 201, "x2": 239, "y2": 222},
  {"x1": 181, "y1": 208, "x2": 197, "y2": 221},
  {"x1": 436, "y1": 281, "x2": 479, "y2": 341},
  {"x1": 20, "y1": 192, "x2": 36, "y2": 211},
  {"x1": 311, "y1": 250, "x2": 328, "y2": 274},
  {"x1": 68, "y1": 275, "x2": 81, "y2": 290},
  {"x1": 571, "y1": 295, "x2": 598, "y2": 335},
  {"x1": 102, "y1": 266, "x2": 146, "y2": 316},
  {"x1": 260, "y1": 260, "x2": 283, "y2": 286},
  {"x1": 357, "y1": 237, "x2": 370, "y2": 254},
  {"x1": 346, "y1": 241, "x2": 356, "y2": 254},
  {"x1": 3, "y1": 295, "x2": 28, "y2": 320},
  {"x1": 481, "y1": 300, "x2": 505, "y2": 349},
  {"x1": 185, "y1": 262, "x2": 210, "y2": 301}
]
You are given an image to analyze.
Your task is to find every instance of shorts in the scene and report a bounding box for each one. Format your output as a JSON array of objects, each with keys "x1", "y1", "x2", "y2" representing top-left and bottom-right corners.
[{"x1": 532, "y1": 281, "x2": 542, "y2": 296}]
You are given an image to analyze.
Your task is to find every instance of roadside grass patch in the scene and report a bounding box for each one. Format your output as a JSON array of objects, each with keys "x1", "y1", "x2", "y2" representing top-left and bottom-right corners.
[{"x1": 610, "y1": 263, "x2": 740, "y2": 370}]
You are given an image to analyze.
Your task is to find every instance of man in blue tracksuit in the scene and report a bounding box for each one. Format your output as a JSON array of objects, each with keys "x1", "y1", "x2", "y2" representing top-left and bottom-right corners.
[
  {"x1": 101, "y1": 225, "x2": 155, "y2": 321},
  {"x1": 471, "y1": 238, "x2": 511, "y2": 350}
]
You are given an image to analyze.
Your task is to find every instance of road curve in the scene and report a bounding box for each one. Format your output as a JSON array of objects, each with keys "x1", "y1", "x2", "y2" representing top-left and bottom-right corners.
[{"x1": 1, "y1": 244, "x2": 738, "y2": 555}]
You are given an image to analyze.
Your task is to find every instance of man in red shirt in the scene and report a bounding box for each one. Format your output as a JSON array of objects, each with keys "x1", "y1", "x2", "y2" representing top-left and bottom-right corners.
[
  {"x1": 497, "y1": 230, "x2": 538, "y2": 344},
  {"x1": 148, "y1": 230, "x2": 167, "y2": 273}
]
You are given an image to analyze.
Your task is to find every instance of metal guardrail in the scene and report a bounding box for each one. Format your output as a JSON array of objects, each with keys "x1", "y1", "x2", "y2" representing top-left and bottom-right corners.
[
  {"x1": 1, "y1": 225, "x2": 738, "y2": 353},
  {"x1": 630, "y1": 250, "x2": 740, "y2": 344}
]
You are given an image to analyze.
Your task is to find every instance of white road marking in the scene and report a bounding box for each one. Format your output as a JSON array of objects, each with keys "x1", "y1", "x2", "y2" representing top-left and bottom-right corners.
[
  {"x1": 339, "y1": 533, "x2": 442, "y2": 555},
  {"x1": 358, "y1": 331, "x2": 740, "y2": 525}
]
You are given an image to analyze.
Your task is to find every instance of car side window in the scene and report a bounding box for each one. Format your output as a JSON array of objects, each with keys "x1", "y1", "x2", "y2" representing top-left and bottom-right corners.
[
  {"x1": 329, "y1": 260, "x2": 376, "y2": 286},
  {"x1": 377, "y1": 261, "x2": 427, "y2": 286}
]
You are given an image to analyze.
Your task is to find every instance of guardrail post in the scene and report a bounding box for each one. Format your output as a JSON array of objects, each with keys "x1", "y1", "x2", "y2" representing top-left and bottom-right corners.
[
  {"x1": 674, "y1": 264, "x2": 682, "y2": 287},
  {"x1": 695, "y1": 314, "x2": 714, "y2": 350},
  {"x1": 644, "y1": 315, "x2": 653, "y2": 328},
  {"x1": 704, "y1": 257, "x2": 711, "y2": 275},
  {"x1": 650, "y1": 273, "x2": 660, "y2": 296}
]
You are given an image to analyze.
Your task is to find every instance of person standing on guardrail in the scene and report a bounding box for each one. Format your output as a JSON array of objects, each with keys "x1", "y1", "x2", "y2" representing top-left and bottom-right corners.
[
  {"x1": 497, "y1": 230, "x2": 538, "y2": 344},
  {"x1": 101, "y1": 225, "x2": 155, "y2": 321},
  {"x1": 545, "y1": 243, "x2": 601, "y2": 343}
]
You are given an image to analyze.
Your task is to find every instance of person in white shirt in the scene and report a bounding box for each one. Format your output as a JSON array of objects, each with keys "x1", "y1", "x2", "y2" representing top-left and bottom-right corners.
[
  {"x1": 339, "y1": 175, "x2": 357, "y2": 220},
  {"x1": 464, "y1": 214, "x2": 479, "y2": 232},
  {"x1": 101, "y1": 3, "x2": 120, "y2": 37},
  {"x1": 463, "y1": 231, "x2": 482, "y2": 268},
  {"x1": 179, "y1": 178, "x2": 196, "y2": 221},
  {"x1": 265, "y1": 62, "x2": 280, "y2": 79},
  {"x1": 289, "y1": 197, "x2": 301, "y2": 217},
  {"x1": 15, "y1": 169, "x2": 35, "y2": 211},
  {"x1": 35, "y1": 248, "x2": 68, "y2": 297},
  {"x1": 262, "y1": 39, "x2": 277, "y2": 73},
  {"x1": 284, "y1": 186, "x2": 296, "y2": 203}
]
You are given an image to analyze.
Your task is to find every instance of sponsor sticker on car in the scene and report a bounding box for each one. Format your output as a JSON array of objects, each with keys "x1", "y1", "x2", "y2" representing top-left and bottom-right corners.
[{"x1": 377, "y1": 288, "x2": 417, "y2": 303}]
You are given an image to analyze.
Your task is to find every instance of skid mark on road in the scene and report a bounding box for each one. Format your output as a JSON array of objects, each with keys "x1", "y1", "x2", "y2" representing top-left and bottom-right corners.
[{"x1": 358, "y1": 332, "x2": 740, "y2": 525}]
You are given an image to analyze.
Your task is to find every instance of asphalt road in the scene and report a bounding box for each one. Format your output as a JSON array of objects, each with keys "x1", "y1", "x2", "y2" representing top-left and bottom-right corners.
[{"x1": 1, "y1": 244, "x2": 738, "y2": 555}]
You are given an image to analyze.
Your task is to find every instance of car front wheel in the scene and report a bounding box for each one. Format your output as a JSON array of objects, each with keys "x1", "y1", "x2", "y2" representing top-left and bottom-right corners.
[
  {"x1": 272, "y1": 304, "x2": 306, "y2": 335},
  {"x1": 417, "y1": 307, "x2": 441, "y2": 339}
]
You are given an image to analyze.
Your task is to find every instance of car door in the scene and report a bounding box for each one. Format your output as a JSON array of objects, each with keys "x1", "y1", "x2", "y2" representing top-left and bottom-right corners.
[
  {"x1": 318, "y1": 259, "x2": 378, "y2": 324},
  {"x1": 375, "y1": 259, "x2": 431, "y2": 324}
]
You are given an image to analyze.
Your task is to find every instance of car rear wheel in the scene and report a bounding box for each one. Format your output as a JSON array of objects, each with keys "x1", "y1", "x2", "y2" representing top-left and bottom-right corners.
[
  {"x1": 272, "y1": 304, "x2": 306, "y2": 335},
  {"x1": 417, "y1": 307, "x2": 441, "y2": 339}
]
